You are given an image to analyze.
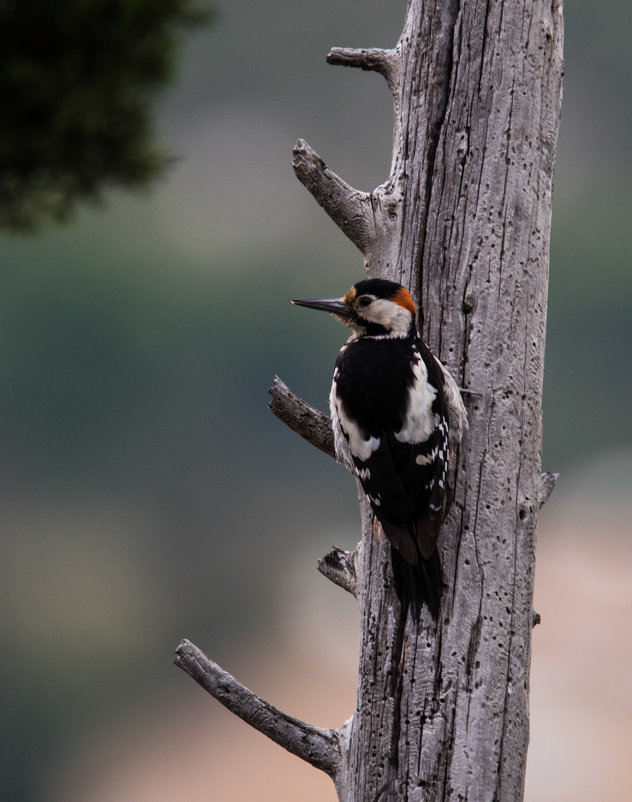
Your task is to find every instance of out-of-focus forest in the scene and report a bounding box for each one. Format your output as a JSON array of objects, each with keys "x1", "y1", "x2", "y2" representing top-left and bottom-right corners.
[{"x1": 1, "y1": 1, "x2": 630, "y2": 801}]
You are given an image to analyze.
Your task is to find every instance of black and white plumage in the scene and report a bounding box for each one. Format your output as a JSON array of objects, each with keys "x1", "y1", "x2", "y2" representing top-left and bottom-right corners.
[{"x1": 293, "y1": 278, "x2": 467, "y2": 619}]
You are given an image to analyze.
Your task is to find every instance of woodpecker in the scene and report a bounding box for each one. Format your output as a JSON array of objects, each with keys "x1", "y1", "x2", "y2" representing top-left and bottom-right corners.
[{"x1": 293, "y1": 278, "x2": 467, "y2": 619}]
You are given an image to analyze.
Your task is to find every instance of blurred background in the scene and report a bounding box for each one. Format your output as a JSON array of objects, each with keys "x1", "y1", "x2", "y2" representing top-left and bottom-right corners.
[{"x1": 0, "y1": 1, "x2": 630, "y2": 800}]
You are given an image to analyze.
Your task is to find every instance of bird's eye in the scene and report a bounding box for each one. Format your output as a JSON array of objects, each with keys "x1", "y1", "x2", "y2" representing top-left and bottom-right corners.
[{"x1": 357, "y1": 296, "x2": 372, "y2": 307}]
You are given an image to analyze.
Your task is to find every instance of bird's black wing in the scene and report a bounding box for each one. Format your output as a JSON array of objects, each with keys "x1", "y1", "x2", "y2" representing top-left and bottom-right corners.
[
  {"x1": 333, "y1": 336, "x2": 450, "y2": 559},
  {"x1": 349, "y1": 432, "x2": 444, "y2": 618},
  {"x1": 351, "y1": 423, "x2": 448, "y2": 562},
  {"x1": 350, "y1": 434, "x2": 417, "y2": 563}
]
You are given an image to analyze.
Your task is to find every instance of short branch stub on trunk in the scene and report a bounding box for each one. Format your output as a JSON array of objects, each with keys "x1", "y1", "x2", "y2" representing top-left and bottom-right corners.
[
  {"x1": 327, "y1": 47, "x2": 400, "y2": 93},
  {"x1": 539, "y1": 471, "x2": 559, "y2": 508},
  {"x1": 318, "y1": 547, "x2": 358, "y2": 597}
]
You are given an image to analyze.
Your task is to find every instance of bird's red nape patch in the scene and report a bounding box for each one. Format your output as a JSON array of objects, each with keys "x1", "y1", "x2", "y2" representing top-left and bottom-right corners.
[
  {"x1": 392, "y1": 287, "x2": 416, "y2": 314},
  {"x1": 344, "y1": 287, "x2": 357, "y2": 305}
]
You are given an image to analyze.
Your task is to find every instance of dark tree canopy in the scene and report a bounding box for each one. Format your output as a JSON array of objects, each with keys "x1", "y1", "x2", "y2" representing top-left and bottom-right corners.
[{"x1": 0, "y1": 0, "x2": 212, "y2": 232}]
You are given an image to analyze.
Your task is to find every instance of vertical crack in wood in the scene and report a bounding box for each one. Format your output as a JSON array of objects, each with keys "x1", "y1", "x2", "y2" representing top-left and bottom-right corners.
[{"x1": 415, "y1": 1, "x2": 461, "y2": 297}]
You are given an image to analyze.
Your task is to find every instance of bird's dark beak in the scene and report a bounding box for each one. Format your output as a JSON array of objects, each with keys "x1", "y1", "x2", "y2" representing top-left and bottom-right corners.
[{"x1": 292, "y1": 297, "x2": 352, "y2": 318}]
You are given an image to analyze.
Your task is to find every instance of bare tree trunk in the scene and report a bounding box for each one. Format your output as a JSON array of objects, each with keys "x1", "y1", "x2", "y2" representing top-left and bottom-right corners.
[{"x1": 176, "y1": 1, "x2": 564, "y2": 799}]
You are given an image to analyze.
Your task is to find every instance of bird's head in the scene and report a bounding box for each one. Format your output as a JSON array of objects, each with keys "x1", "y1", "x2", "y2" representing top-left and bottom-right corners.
[{"x1": 293, "y1": 278, "x2": 418, "y2": 339}]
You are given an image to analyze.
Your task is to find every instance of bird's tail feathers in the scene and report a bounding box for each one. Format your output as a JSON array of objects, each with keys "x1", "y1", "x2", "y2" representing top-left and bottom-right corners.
[{"x1": 390, "y1": 544, "x2": 442, "y2": 621}]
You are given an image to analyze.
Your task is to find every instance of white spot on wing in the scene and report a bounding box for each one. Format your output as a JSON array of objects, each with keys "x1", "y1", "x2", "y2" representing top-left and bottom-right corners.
[
  {"x1": 395, "y1": 355, "x2": 437, "y2": 444},
  {"x1": 330, "y1": 384, "x2": 380, "y2": 463},
  {"x1": 329, "y1": 388, "x2": 354, "y2": 471}
]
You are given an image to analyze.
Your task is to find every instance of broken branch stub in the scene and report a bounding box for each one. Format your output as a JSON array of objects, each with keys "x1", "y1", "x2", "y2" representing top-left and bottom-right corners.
[
  {"x1": 267, "y1": 375, "x2": 335, "y2": 459},
  {"x1": 317, "y1": 547, "x2": 359, "y2": 597},
  {"x1": 326, "y1": 47, "x2": 400, "y2": 93},
  {"x1": 174, "y1": 639, "x2": 342, "y2": 778},
  {"x1": 291, "y1": 139, "x2": 375, "y2": 256}
]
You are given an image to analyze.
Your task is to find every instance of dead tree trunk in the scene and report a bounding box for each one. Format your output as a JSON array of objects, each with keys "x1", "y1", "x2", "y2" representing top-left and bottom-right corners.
[{"x1": 176, "y1": 1, "x2": 564, "y2": 799}]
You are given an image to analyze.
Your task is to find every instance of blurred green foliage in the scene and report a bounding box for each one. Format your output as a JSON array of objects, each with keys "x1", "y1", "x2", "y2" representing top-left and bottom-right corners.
[
  {"x1": 0, "y1": 218, "x2": 356, "y2": 801},
  {"x1": 0, "y1": 0, "x2": 211, "y2": 232}
]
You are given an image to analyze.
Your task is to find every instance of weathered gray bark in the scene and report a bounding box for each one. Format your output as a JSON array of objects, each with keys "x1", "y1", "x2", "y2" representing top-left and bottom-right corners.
[
  {"x1": 174, "y1": 640, "x2": 341, "y2": 777},
  {"x1": 176, "y1": 0, "x2": 564, "y2": 799}
]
